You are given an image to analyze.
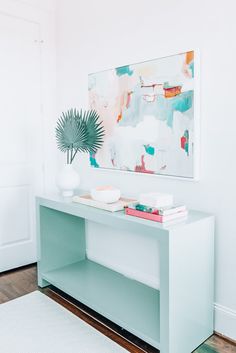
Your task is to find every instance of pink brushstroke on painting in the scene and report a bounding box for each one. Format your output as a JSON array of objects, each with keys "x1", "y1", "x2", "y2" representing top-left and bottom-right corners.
[
  {"x1": 126, "y1": 91, "x2": 133, "y2": 108},
  {"x1": 135, "y1": 155, "x2": 154, "y2": 174}
]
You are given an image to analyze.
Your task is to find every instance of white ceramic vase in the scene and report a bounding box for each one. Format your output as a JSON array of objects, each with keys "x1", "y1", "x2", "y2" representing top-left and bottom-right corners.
[{"x1": 57, "y1": 164, "x2": 80, "y2": 197}]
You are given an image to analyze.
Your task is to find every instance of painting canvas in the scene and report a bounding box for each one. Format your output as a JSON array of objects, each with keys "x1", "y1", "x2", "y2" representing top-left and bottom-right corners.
[{"x1": 88, "y1": 51, "x2": 197, "y2": 178}]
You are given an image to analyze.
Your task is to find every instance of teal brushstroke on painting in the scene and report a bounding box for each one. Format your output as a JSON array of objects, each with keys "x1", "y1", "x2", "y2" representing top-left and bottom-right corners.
[
  {"x1": 119, "y1": 88, "x2": 193, "y2": 128},
  {"x1": 189, "y1": 62, "x2": 194, "y2": 77},
  {"x1": 116, "y1": 66, "x2": 133, "y2": 77},
  {"x1": 172, "y1": 90, "x2": 193, "y2": 110},
  {"x1": 89, "y1": 153, "x2": 99, "y2": 168},
  {"x1": 155, "y1": 90, "x2": 194, "y2": 128},
  {"x1": 185, "y1": 142, "x2": 189, "y2": 155},
  {"x1": 144, "y1": 145, "x2": 155, "y2": 155},
  {"x1": 183, "y1": 130, "x2": 189, "y2": 155},
  {"x1": 184, "y1": 130, "x2": 189, "y2": 139}
]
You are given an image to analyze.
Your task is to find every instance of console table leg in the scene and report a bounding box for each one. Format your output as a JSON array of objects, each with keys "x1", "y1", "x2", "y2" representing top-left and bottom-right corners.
[
  {"x1": 160, "y1": 237, "x2": 170, "y2": 353},
  {"x1": 37, "y1": 264, "x2": 50, "y2": 287},
  {"x1": 38, "y1": 276, "x2": 50, "y2": 288}
]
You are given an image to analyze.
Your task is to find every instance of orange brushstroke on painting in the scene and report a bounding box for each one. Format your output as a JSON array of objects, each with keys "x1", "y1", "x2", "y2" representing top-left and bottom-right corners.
[
  {"x1": 164, "y1": 86, "x2": 182, "y2": 98},
  {"x1": 117, "y1": 112, "x2": 122, "y2": 123},
  {"x1": 183, "y1": 51, "x2": 194, "y2": 78},
  {"x1": 186, "y1": 51, "x2": 194, "y2": 65}
]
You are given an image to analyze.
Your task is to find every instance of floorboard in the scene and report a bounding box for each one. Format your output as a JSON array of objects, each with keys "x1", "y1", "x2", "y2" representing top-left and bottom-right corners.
[{"x1": 0, "y1": 265, "x2": 235, "y2": 353}]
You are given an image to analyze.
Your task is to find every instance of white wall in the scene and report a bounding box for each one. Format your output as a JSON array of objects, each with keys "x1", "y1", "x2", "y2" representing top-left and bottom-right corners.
[
  {"x1": 13, "y1": 0, "x2": 56, "y2": 12},
  {"x1": 55, "y1": 0, "x2": 236, "y2": 339}
]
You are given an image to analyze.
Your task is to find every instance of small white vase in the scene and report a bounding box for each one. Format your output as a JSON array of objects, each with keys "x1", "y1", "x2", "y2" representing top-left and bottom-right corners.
[{"x1": 56, "y1": 164, "x2": 80, "y2": 197}]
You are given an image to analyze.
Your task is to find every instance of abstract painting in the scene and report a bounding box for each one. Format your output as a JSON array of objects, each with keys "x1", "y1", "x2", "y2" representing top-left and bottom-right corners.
[{"x1": 88, "y1": 51, "x2": 197, "y2": 178}]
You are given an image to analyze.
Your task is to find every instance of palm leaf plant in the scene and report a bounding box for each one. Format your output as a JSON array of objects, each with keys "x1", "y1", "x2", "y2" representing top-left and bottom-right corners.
[{"x1": 56, "y1": 109, "x2": 105, "y2": 164}]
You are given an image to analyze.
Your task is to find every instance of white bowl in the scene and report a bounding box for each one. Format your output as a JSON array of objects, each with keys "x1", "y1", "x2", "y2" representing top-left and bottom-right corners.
[{"x1": 90, "y1": 188, "x2": 121, "y2": 204}]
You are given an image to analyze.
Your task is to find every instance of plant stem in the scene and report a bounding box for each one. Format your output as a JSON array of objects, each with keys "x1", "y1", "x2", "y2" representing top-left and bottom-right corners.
[
  {"x1": 70, "y1": 148, "x2": 73, "y2": 164},
  {"x1": 67, "y1": 150, "x2": 69, "y2": 164},
  {"x1": 70, "y1": 149, "x2": 78, "y2": 163}
]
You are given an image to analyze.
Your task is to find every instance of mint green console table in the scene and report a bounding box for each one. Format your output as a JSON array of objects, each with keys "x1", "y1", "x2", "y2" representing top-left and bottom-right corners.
[{"x1": 36, "y1": 195, "x2": 214, "y2": 353}]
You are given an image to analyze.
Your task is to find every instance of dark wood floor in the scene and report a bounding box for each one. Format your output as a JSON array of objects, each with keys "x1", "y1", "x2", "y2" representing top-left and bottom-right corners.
[{"x1": 0, "y1": 265, "x2": 235, "y2": 353}]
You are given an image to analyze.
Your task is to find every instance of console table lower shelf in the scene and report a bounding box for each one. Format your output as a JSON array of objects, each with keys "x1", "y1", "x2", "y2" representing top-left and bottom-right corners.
[
  {"x1": 42, "y1": 259, "x2": 160, "y2": 348},
  {"x1": 36, "y1": 195, "x2": 214, "y2": 353}
]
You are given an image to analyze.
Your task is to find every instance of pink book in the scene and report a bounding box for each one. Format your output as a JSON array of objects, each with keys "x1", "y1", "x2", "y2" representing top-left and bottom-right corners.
[{"x1": 125, "y1": 207, "x2": 188, "y2": 223}]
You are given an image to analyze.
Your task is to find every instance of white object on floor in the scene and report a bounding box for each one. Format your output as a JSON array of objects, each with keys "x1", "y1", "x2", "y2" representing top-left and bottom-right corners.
[
  {"x1": 139, "y1": 192, "x2": 173, "y2": 208},
  {"x1": 0, "y1": 291, "x2": 127, "y2": 353}
]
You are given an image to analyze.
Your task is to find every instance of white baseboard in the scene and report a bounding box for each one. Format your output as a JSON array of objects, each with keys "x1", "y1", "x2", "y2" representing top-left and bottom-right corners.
[{"x1": 214, "y1": 303, "x2": 236, "y2": 341}]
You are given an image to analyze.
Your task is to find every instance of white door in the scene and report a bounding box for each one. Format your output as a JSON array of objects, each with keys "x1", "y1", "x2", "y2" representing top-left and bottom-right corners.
[{"x1": 0, "y1": 13, "x2": 43, "y2": 272}]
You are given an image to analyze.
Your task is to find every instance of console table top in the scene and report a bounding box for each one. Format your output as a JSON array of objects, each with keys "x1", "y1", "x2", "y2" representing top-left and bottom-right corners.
[{"x1": 36, "y1": 194, "x2": 213, "y2": 231}]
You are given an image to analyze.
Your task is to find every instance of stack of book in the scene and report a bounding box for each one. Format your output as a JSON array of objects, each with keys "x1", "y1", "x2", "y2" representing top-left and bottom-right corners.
[{"x1": 125, "y1": 192, "x2": 188, "y2": 223}]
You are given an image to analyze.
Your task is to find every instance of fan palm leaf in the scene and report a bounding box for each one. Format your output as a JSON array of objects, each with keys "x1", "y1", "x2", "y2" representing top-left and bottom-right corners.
[
  {"x1": 82, "y1": 110, "x2": 105, "y2": 153},
  {"x1": 56, "y1": 109, "x2": 87, "y2": 152},
  {"x1": 55, "y1": 108, "x2": 105, "y2": 163}
]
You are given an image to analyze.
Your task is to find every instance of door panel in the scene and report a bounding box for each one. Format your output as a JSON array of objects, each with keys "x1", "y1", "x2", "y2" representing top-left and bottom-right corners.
[
  {"x1": 0, "y1": 12, "x2": 42, "y2": 272},
  {"x1": 0, "y1": 186, "x2": 31, "y2": 246}
]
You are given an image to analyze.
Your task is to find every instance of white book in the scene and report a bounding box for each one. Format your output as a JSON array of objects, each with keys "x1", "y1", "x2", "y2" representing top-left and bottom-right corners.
[
  {"x1": 158, "y1": 205, "x2": 187, "y2": 216},
  {"x1": 73, "y1": 194, "x2": 137, "y2": 212},
  {"x1": 139, "y1": 192, "x2": 173, "y2": 208}
]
